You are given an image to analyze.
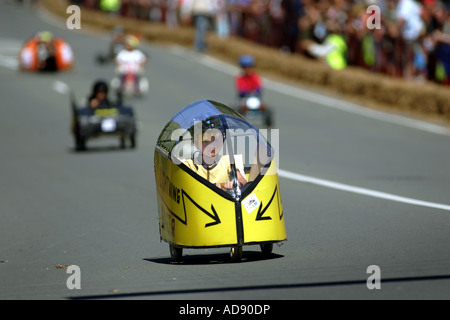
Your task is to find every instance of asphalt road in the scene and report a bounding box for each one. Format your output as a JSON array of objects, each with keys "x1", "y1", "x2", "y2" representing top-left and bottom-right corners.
[{"x1": 1, "y1": 2, "x2": 449, "y2": 301}]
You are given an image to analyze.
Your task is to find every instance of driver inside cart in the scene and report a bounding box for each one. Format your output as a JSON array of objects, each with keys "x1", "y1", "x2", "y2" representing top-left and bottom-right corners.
[
  {"x1": 182, "y1": 118, "x2": 247, "y2": 190},
  {"x1": 88, "y1": 80, "x2": 111, "y2": 109}
]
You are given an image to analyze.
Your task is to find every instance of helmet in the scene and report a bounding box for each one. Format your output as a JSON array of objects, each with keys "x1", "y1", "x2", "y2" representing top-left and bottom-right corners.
[
  {"x1": 125, "y1": 35, "x2": 140, "y2": 48},
  {"x1": 38, "y1": 31, "x2": 53, "y2": 43},
  {"x1": 193, "y1": 117, "x2": 225, "y2": 148},
  {"x1": 92, "y1": 80, "x2": 109, "y2": 94},
  {"x1": 239, "y1": 55, "x2": 255, "y2": 68},
  {"x1": 202, "y1": 118, "x2": 223, "y2": 133}
]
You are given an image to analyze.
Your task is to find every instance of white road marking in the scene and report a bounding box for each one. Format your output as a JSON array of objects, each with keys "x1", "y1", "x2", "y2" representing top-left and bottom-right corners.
[
  {"x1": 0, "y1": 37, "x2": 21, "y2": 70},
  {"x1": 0, "y1": 54, "x2": 18, "y2": 70},
  {"x1": 278, "y1": 169, "x2": 450, "y2": 212},
  {"x1": 52, "y1": 80, "x2": 70, "y2": 94},
  {"x1": 0, "y1": 38, "x2": 22, "y2": 52}
]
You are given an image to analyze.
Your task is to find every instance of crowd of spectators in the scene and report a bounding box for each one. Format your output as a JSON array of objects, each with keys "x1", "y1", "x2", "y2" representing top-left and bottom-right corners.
[{"x1": 72, "y1": 0, "x2": 450, "y2": 85}]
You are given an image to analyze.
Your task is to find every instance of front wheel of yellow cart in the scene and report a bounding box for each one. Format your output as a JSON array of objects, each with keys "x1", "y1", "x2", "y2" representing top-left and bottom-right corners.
[
  {"x1": 170, "y1": 244, "x2": 183, "y2": 262},
  {"x1": 260, "y1": 243, "x2": 274, "y2": 256},
  {"x1": 230, "y1": 246, "x2": 243, "y2": 262}
]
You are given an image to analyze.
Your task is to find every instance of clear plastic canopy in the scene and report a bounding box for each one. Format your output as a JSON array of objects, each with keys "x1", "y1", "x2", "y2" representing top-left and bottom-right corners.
[{"x1": 156, "y1": 100, "x2": 276, "y2": 199}]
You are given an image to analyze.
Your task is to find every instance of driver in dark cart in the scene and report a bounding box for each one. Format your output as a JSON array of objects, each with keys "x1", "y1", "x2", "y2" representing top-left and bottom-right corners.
[{"x1": 88, "y1": 80, "x2": 111, "y2": 109}]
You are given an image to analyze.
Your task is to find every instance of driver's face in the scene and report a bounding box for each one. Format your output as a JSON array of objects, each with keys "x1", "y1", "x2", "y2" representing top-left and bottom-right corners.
[
  {"x1": 96, "y1": 91, "x2": 107, "y2": 100},
  {"x1": 198, "y1": 129, "x2": 223, "y2": 160},
  {"x1": 243, "y1": 66, "x2": 252, "y2": 74}
]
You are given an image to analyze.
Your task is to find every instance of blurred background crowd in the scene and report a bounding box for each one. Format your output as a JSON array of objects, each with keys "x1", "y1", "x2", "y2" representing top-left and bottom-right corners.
[{"x1": 68, "y1": 0, "x2": 450, "y2": 85}]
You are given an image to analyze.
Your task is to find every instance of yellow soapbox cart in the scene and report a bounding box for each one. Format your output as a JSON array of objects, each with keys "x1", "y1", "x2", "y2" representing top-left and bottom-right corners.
[{"x1": 154, "y1": 100, "x2": 286, "y2": 262}]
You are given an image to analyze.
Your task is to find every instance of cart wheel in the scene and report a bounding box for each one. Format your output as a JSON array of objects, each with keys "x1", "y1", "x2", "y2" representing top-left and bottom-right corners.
[
  {"x1": 265, "y1": 111, "x2": 273, "y2": 128},
  {"x1": 170, "y1": 244, "x2": 183, "y2": 262},
  {"x1": 260, "y1": 243, "x2": 273, "y2": 256},
  {"x1": 130, "y1": 134, "x2": 136, "y2": 149},
  {"x1": 75, "y1": 136, "x2": 86, "y2": 151},
  {"x1": 265, "y1": 115, "x2": 272, "y2": 128},
  {"x1": 96, "y1": 54, "x2": 106, "y2": 65},
  {"x1": 230, "y1": 246, "x2": 243, "y2": 262},
  {"x1": 120, "y1": 136, "x2": 126, "y2": 149}
]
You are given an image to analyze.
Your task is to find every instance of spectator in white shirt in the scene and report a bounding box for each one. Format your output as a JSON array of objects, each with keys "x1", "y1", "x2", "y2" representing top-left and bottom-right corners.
[
  {"x1": 395, "y1": 0, "x2": 425, "y2": 78},
  {"x1": 181, "y1": 0, "x2": 218, "y2": 52}
]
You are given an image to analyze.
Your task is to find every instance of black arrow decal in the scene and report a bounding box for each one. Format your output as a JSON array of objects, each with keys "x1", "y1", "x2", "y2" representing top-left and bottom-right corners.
[
  {"x1": 205, "y1": 205, "x2": 221, "y2": 228},
  {"x1": 182, "y1": 190, "x2": 221, "y2": 228},
  {"x1": 255, "y1": 186, "x2": 278, "y2": 221}
]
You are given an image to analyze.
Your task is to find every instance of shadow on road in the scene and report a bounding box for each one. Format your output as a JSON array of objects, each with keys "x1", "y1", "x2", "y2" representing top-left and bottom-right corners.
[
  {"x1": 67, "y1": 145, "x2": 136, "y2": 154},
  {"x1": 144, "y1": 250, "x2": 284, "y2": 266}
]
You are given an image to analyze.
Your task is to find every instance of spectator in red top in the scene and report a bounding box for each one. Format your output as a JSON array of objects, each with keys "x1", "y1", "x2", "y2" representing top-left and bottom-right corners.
[{"x1": 235, "y1": 54, "x2": 263, "y2": 97}]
